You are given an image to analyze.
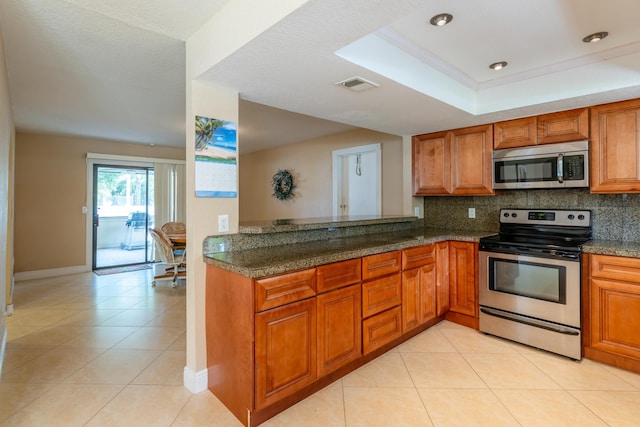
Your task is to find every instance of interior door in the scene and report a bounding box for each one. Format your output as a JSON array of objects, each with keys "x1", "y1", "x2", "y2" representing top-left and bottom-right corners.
[
  {"x1": 92, "y1": 165, "x2": 154, "y2": 269},
  {"x1": 332, "y1": 144, "x2": 381, "y2": 217}
]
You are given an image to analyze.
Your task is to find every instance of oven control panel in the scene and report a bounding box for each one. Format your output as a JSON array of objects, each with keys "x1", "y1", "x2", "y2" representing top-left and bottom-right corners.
[{"x1": 499, "y1": 209, "x2": 591, "y2": 227}]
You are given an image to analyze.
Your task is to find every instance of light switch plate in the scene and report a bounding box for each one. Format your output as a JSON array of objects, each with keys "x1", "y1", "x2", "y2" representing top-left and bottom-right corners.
[
  {"x1": 468, "y1": 208, "x2": 476, "y2": 219},
  {"x1": 218, "y1": 214, "x2": 229, "y2": 232}
]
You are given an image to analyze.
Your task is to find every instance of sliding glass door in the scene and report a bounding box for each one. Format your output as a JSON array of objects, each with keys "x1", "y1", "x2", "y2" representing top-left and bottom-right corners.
[{"x1": 92, "y1": 165, "x2": 154, "y2": 269}]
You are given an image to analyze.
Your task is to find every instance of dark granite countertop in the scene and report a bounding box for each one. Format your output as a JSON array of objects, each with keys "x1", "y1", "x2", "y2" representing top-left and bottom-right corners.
[
  {"x1": 203, "y1": 228, "x2": 495, "y2": 278},
  {"x1": 238, "y1": 215, "x2": 417, "y2": 234},
  {"x1": 583, "y1": 240, "x2": 640, "y2": 258}
]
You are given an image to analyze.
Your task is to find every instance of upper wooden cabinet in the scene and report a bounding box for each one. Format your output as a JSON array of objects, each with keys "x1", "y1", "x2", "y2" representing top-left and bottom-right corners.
[
  {"x1": 412, "y1": 131, "x2": 450, "y2": 195},
  {"x1": 537, "y1": 108, "x2": 589, "y2": 145},
  {"x1": 413, "y1": 125, "x2": 493, "y2": 196},
  {"x1": 494, "y1": 117, "x2": 537, "y2": 149},
  {"x1": 590, "y1": 98, "x2": 640, "y2": 193},
  {"x1": 494, "y1": 108, "x2": 589, "y2": 149}
]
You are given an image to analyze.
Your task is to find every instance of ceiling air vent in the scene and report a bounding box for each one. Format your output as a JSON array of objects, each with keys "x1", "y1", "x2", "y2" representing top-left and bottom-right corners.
[{"x1": 336, "y1": 76, "x2": 379, "y2": 92}]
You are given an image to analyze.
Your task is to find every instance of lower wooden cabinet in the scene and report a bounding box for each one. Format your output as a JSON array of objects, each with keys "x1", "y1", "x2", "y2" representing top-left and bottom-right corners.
[
  {"x1": 445, "y1": 241, "x2": 478, "y2": 329},
  {"x1": 362, "y1": 272, "x2": 402, "y2": 318},
  {"x1": 435, "y1": 241, "x2": 450, "y2": 316},
  {"x1": 255, "y1": 298, "x2": 317, "y2": 409},
  {"x1": 206, "y1": 241, "x2": 476, "y2": 426},
  {"x1": 401, "y1": 242, "x2": 450, "y2": 333},
  {"x1": 402, "y1": 263, "x2": 436, "y2": 332},
  {"x1": 317, "y1": 284, "x2": 361, "y2": 377},
  {"x1": 585, "y1": 254, "x2": 640, "y2": 373},
  {"x1": 362, "y1": 306, "x2": 402, "y2": 354}
]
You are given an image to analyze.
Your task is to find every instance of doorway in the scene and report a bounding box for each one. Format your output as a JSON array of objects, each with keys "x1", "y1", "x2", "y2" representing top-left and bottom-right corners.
[
  {"x1": 332, "y1": 144, "x2": 381, "y2": 217},
  {"x1": 92, "y1": 165, "x2": 154, "y2": 270}
]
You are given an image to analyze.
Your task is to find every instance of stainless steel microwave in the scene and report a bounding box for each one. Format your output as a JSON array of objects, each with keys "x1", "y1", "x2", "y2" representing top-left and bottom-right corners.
[{"x1": 492, "y1": 140, "x2": 589, "y2": 190}]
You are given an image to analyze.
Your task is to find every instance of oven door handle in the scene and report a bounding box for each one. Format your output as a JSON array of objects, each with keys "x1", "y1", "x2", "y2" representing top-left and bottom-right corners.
[
  {"x1": 557, "y1": 153, "x2": 564, "y2": 183},
  {"x1": 480, "y1": 307, "x2": 579, "y2": 336}
]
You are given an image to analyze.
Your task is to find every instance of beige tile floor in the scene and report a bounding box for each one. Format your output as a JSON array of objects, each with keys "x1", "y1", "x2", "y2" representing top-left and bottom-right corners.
[{"x1": 2, "y1": 269, "x2": 640, "y2": 426}]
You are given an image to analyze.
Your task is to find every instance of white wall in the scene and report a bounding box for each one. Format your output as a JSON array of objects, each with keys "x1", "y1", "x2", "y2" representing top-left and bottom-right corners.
[{"x1": 0, "y1": 20, "x2": 16, "y2": 377}]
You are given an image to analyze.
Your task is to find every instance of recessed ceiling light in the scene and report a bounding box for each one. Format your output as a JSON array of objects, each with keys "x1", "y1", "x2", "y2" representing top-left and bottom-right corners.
[
  {"x1": 489, "y1": 61, "x2": 508, "y2": 71},
  {"x1": 582, "y1": 31, "x2": 608, "y2": 43},
  {"x1": 429, "y1": 13, "x2": 453, "y2": 26}
]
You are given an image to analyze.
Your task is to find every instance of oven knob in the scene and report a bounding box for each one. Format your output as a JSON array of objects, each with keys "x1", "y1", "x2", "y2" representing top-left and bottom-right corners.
[
  {"x1": 578, "y1": 214, "x2": 585, "y2": 220},
  {"x1": 568, "y1": 214, "x2": 575, "y2": 220},
  {"x1": 511, "y1": 213, "x2": 517, "y2": 218},
  {"x1": 503, "y1": 212, "x2": 510, "y2": 218}
]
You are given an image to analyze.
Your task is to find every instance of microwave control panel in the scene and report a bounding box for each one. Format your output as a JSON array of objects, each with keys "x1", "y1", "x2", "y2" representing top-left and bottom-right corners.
[{"x1": 564, "y1": 155, "x2": 584, "y2": 180}]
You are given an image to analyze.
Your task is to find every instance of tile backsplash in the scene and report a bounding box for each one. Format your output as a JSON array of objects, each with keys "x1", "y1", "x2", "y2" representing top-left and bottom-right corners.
[{"x1": 423, "y1": 189, "x2": 640, "y2": 242}]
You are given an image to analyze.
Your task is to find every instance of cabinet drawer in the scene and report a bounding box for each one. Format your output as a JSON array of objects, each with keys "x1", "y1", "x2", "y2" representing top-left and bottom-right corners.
[
  {"x1": 362, "y1": 306, "x2": 402, "y2": 354},
  {"x1": 362, "y1": 251, "x2": 401, "y2": 280},
  {"x1": 255, "y1": 268, "x2": 317, "y2": 312},
  {"x1": 591, "y1": 254, "x2": 640, "y2": 283},
  {"x1": 402, "y1": 244, "x2": 435, "y2": 270},
  {"x1": 317, "y1": 259, "x2": 361, "y2": 293},
  {"x1": 362, "y1": 273, "x2": 401, "y2": 318}
]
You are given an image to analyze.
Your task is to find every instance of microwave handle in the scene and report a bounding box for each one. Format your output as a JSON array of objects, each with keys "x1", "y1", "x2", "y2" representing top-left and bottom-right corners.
[{"x1": 557, "y1": 153, "x2": 564, "y2": 183}]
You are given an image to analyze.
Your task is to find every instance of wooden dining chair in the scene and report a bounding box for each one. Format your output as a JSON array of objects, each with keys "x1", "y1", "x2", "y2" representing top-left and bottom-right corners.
[
  {"x1": 160, "y1": 221, "x2": 186, "y2": 234},
  {"x1": 149, "y1": 228, "x2": 186, "y2": 287}
]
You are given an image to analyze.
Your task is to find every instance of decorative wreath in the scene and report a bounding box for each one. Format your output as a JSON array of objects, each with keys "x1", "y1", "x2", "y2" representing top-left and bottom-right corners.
[{"x1": 271, "y1": 169, "x2": 296, "y2": 201}]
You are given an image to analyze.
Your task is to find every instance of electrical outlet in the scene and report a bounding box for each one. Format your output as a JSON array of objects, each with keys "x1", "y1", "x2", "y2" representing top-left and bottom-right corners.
[
  {"x1": 218, "y1": 214, "x2": 229, "y2": 233},
  {"x1": 468, "y1": 208, "x2": 476, "y2": 219},
  {"x1": 414, "y1": 206, "x2": 421, "y2": 218}
]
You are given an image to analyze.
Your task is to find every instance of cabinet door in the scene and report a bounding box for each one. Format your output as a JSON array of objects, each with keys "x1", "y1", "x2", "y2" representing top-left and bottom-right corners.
[
  {"x1": 255, "y1": 299, "x2": 316, "y2": 409},
  {"x1": 537, "y1": 108, "x2": 589, "y2": 145},
  {"x1": 419, "y1": 263, "x2": 437, "y2": 324},
  {"x1": 317, "y1": 284, "x2": 361, "y2": 377},
  {"x1": 450, "y1": 125, "x2": 494, "y2": 195},
  {"x1": 435, "y1": 241, "x2": 450, "y2": 316},
  {"x1": 590, "y1": 278, "x2": 640, "y2": 360},
  {"x1": 412, "y1": 131, "x2": 451, "y2": 195},
  {"x1": 494, "y1": 117, "x2": 537, "y2": 149},
  {"x1": 448, "y1": 241, "x2": 477, "y2": 317},
  {"x1": 591, "y1": 98, "x2": 640, "y2": 193},
  {"x1": 401, "y1": 268, "x2": 421, "y2": 332}
]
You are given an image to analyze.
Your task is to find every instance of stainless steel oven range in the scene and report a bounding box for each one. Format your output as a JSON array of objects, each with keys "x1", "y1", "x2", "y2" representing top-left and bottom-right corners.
[{"x1": 479, "y1": 208, "x2": 591, "y2": 359}]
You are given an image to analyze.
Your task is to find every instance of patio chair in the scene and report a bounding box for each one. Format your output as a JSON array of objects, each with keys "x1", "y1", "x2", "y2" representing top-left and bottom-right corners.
[{"x1": 149, "y1": 228, "x2": 186, "y2": 287}]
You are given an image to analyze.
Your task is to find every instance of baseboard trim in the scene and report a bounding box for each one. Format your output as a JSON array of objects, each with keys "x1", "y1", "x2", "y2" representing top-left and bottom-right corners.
[
  {"x1": 0, "y1": 320, "x2": 6, "y2": 379},
  {"x1": 183, "y1": 366, "x2": 208, "y2": 393},
  {"x1": 14, "y1": 265, "x2": 91, "y2": 281}
]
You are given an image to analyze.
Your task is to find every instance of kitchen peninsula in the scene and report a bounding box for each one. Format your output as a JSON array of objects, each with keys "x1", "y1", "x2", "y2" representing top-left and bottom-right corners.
[{"x1": 203, "y1": 216, "x2": 493, "y2": 426}]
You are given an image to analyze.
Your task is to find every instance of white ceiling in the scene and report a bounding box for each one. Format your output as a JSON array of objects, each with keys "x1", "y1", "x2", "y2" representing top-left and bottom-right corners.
[{"x1": 1, "y1": 0, "x2": 640, "y2": 153}]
